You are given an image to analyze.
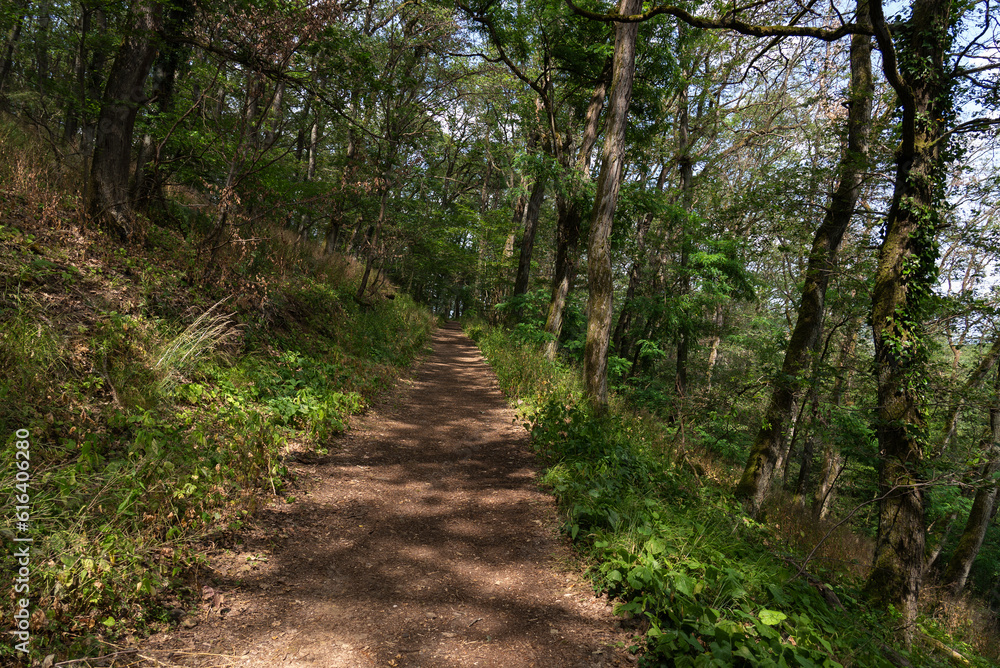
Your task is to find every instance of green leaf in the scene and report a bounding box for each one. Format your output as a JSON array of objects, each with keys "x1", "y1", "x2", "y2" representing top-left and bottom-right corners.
[
  {"x1": 645, "y1": 537, "x2": 666, "y2": 554},
  {"x1": 759, "y1": 609, "x2": 787, "y2": 626},
  {"x1": 674, "y1": 573, "x2": 696, "y2": 598}
]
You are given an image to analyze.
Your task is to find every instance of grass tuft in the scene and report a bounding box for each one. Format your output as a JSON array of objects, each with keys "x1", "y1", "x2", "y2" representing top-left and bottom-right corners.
[{"x1": 155, "y1": 299, "x2": 239, "y2": 393}]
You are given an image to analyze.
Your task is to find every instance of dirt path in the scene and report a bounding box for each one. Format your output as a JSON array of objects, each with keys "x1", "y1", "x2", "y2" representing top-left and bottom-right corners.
[{"x1": 138, "y1": 324, "x2": 635, "y2": 667}]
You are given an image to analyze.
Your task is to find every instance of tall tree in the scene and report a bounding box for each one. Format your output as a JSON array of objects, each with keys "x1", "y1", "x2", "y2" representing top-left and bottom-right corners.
[
  {"x1": 735, "y1": 0, "x2": 873, "y2": 515},
  {"x1": 0, "y1": 0, "x2": 29, "y2": 95},
  {"x1": 864, "y1": 0, "x2": 957, "y2": 642},
  {"x1": 943, "y1": 360, "x2": 1000, "y2": 594},
  {"x1": 542, "y1": 60, "x2": 610, "y2": 359},
  {"x1": 583, "y1": 0, "x2": 642, "y2": 409},
  {"x1": 87, "y1": 0, "x2": 162, "y2": 238}
]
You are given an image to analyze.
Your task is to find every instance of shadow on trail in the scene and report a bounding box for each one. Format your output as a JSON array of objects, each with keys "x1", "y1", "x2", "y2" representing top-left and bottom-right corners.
[{"x1": 209, "y1": 324, "x2": 621, "y2": 667}]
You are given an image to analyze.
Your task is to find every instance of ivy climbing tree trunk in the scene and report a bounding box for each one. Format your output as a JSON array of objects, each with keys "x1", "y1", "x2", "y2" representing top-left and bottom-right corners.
[
  {"x1": 583, "y1": 0, "x2": 642, "y2": 409},
  {"x1": 864, "y1": 0, "x2": 955, "y2": 645},
  {"x1": 734, "y1": 1, "x2": 872, "y2": 515}
]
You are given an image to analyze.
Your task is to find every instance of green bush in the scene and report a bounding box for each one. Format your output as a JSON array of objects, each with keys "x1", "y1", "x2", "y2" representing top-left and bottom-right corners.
[
  {"x1": 467, "y1": 323, "x2": 969, "y2": 668},
  {"x1": 0, "y1": 243, "x2": 435, "y2": 660}
]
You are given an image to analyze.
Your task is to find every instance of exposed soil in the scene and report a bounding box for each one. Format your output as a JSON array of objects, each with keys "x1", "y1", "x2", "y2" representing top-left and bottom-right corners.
[{"x1": 135, "y1": 324, "x2": 637, "y2": 667}]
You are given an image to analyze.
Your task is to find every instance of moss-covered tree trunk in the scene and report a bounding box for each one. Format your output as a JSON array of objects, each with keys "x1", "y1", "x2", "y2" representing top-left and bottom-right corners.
[
  {"x1": 583, "y1": 0, "x2": 642, "y2": 409},
  {"x1": 864, "y1": 0, "x2": 954, "y2": 644},
  {"x1": 734, "y1": 2, "x2": 873, "y2": 514}
]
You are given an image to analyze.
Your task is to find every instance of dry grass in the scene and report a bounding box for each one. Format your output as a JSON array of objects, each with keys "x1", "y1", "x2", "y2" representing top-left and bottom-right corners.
[
  {"x1": 267, "y1": 225, "x2": 363, "y2": 283},
  {"x1": 265, "y1": 225, "x2": 396, "y2": 298},
  {"x1": 920, "y1": 584, "x2": 1000, "y2": 662},
  {"x1": 763, "y1": 492, "x2": 874, "y2": 582},
  {"x1": 0, "y1": 120, "x2": 82, "y2": 230},
  {"x1": 156, "y1": 299, "x2": 240, "y2": 392},
  {"x1": 681, "y1": 442, "x2": 743, "y2": 487}
]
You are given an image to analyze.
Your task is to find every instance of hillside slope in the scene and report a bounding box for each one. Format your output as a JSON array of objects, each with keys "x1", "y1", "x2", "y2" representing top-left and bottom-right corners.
[{"x1": 0, "y1": 120, "x2": 436, "y2": 663}]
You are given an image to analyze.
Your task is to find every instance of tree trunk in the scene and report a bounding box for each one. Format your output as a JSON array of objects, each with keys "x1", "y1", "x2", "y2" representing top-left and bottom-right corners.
[
  {"x1": 79, "y1": 7, "x2": 107, "y2": 201},
  {"x1": 133, "y1": 0, "x2": 193, "y2": 210},
  {"x1": 583, "y1": 0, "x2": 642, "y2": 409},
  {"x1": 307, "y1": 115, "x2": 320, "y2": 181},
  {"x1": 542, "y1": 198, "x2": 582, "y2": 357},
  {"x1": 62, "y1": 3, "x2": 89, "y2": 143},
  {"x1": 475, "y1": 157, "x2": 494, "y2": 309},
  {"x1": 705, "y1": 304, "x2": 724, "y2": 390},
  {"x1": 942, "y1": 364, "x2": 1000, "y2": 594},
  {"x1": 675, "y1": 77, "x2": 693, "y2": 399},
  {"x1": 505, "y1": 127, "x2": 540, "y2": 300},
  {"x1": 812, "y1": 319, "x2": 861, "y2": 519},
  {"x1": 865, "y1": 0, "x2": 955, "y2": 644},
  {"x1": 88, "y1": 0, "x2": 162, "y2": 240},
  {"x1": 0, "y1": 0, "x2": 28, "y2": 96},
  {"x1": 33, "y1": 0, "x2": 51, "y2": 97},
  {"x1": 937, "y1": 337, "x2": 1000, "y2": 453},
  {"x1": 793, "y1": 389, "x2": 822, "y2": 502},
  {"x1": 543, "y1": 69, "x2": 609, "y2": 360},
  {"x1": 356, "y1": 187, "x2": 390, "y2": 302},
  {"x1": 734, "y1": 2, "x2": 872, "y2": 515},
  {"x1": 511, "y1": 173, "x2": 547, "y2": 308},
  {"x1": 612, "y1": 163, "x2": 666, "y2": 358}
]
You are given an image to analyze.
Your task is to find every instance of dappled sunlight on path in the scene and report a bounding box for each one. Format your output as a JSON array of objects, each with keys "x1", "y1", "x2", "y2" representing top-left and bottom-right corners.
[{"x1": 137, "y1": 324, "x2": 633, "y2": 667}]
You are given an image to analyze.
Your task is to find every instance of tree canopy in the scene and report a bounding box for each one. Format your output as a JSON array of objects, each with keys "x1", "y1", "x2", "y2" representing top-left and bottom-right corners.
[{"x1": 3, "y1": 0, "x2": 1000, "y2": 656}]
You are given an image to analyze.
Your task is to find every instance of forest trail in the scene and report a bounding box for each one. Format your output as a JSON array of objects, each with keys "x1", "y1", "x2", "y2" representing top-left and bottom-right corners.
[{"x1": 137, "y1": 324, "x2": 634, "y2": 667}]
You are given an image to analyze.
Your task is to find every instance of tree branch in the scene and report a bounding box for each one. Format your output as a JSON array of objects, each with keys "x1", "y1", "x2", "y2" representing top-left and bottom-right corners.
[
  {"x1": 868, "y1": 0, "x2": 911, "y2": 106},
  {"x1": 562, "y1": 0, "x2": 869, "y2": 41}
]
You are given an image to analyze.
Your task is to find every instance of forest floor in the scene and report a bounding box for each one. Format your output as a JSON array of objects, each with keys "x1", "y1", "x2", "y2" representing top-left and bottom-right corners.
[{"x1": 131, "y1": 323, "x2": 636, "y2": 667}]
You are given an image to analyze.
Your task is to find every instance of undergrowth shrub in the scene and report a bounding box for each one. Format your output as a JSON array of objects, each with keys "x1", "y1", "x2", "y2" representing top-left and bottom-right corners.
[
  {"x1": 470, "y1": 323, "x2": 998, "y2": 668},
  {"x1": 240, "y1": 349, "x2": 365, "y2": 441},
  {"x1": 471, "y1": 321, "x2": 581, "y2": 403},
  {"x1": 531, "y1": 397, "x2": 888, "y2": 667},
  {"x1": 1, "y1": 197, "x2": 434, "y2": 661}
]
